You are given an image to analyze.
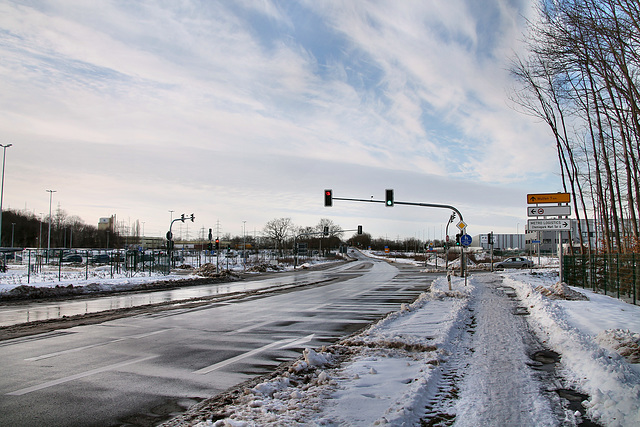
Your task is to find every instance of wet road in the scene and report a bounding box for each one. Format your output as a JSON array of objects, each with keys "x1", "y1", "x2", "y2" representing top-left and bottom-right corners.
[
  {"x1": 0, "y1": 265, "x2": 352, "y2": 327},
  {"x1": 0, "y1": 254, "x2": 437, "y2": 426}
]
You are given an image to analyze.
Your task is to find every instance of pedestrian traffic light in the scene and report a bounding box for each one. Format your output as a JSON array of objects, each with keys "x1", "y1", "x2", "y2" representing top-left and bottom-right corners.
[
  {"x1": 324, "y1": 189, "x2": 332, "y2": 207},
  {"x1": 385, "y1": 189, "x2": 394, "y2": 207}
]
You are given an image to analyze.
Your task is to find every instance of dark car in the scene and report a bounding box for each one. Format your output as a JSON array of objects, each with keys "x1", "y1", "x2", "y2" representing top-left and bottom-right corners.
[
  {"x1": 495, "y1": 257, "x2": 533, "y2": 269},
  {"x1": 61, "y1": 253, "x2": 83, "y2": 263},
  {"x1": 91, "y1": 254, "x2": 111, "y2": 264}
]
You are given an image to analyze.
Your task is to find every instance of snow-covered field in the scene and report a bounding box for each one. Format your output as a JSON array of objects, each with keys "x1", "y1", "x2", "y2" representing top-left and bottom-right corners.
[
  {"x1": 174, "y1": 270, "x2": 640, "y2": 427},
  {"x1": 0, "y1": 257, "x2": 335, "y2": 297}
]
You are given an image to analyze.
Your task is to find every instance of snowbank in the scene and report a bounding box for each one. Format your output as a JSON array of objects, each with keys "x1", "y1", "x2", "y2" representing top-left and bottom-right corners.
[{"x1": 503, "y1": 271, "x2": 640, "y2": 427}]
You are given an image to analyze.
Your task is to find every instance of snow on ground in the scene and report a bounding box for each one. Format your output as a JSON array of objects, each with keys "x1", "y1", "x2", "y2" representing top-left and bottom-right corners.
[
  {"x1": 182, "y1": 270, "x2": 640, "y2": 427},
  {"x1": 2, "y1": 254, "x2": 638, "y2": 426},
  {"x1": 0, "y1": 257, "x2": 338, "y2": 297}
]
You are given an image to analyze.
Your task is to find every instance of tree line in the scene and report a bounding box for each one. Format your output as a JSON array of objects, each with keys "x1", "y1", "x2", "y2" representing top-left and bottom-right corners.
[
  {"x1": 1, "y1": 209, "x2": 437, "y2": 252},
  {"x1": 511, "y1": 0, "x2": 640, "y2": 253},
  {"x1": 1, "y1": 208, "x2": 118, "y2": 249}
]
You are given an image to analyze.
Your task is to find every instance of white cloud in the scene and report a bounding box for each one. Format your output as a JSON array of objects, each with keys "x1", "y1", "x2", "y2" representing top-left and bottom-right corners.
[{"x1": 0, "y1": 0, "x2": 560, "y2": 239}]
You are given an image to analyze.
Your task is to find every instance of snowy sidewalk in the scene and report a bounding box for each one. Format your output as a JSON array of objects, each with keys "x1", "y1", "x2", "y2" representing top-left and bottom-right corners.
[{"x1": 165, "y1": 271, "x2": 640, "y2": 427}]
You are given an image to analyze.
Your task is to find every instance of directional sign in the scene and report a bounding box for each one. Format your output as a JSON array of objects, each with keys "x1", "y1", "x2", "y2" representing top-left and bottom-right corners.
[
  {"x1": 460, "y1": 234, "x2": 472, "y2": 246},
  {"x1": 527, "y1": 219, "x2": 571, "y2": 231},
  {"x1": 527, "y1": 206, "x2": 571, "y2": 217},
  {"x1": 527, "y1": 193, "x2": 570, "y2": 204}
]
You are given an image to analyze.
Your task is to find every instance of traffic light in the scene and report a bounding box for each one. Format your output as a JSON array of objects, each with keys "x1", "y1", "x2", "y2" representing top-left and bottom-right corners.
[
  {"x1": 207, "y1": 242, "x2": 213, "y2": 251},
  {"x1": 455, "y1": 233, "x2": 461, "y2": 246},
  {"x1": 215, "y1": 238, "x2": 220, "y2": 250},
  {"x1": 180, "y1": 213, "x2": 185, "y2": 222},
  {"x1": 190, "y1": 213, "x2": 195, "y2": 222},
  {"x1": 323, "y1": 226, "x2": 329, "y2": 237},
  {"x1": 357, "y1": 225, "x2": 363, "y2": 235},
  {"x1": 385, "y1": 189, "x2": 394, "y2": 207},
  {"x1": 324, "y1": 189, "x2": 332, "y2": 207},
  {"x1": 488, "y1": 232, "x2": 494, "y2": 245}
]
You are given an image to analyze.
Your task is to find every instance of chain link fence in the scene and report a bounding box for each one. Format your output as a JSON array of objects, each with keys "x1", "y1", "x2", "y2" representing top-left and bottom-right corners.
[{"x1": 563, "y1": 254, "x2": 639, "y2": 305}]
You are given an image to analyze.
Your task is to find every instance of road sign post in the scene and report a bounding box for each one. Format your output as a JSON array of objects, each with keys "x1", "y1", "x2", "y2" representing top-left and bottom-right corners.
[{"x1": 527, "y1": 192, "x2": 571, "y2": 280}]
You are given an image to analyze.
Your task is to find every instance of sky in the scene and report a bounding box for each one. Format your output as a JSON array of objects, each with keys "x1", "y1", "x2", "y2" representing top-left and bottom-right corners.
[{"x1": 0, "y1": 0, "x2": 559, "y2": 242}]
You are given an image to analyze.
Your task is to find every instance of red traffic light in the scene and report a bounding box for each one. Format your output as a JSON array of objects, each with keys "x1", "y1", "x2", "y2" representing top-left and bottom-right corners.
[{"x1": 324, "y1": 189, "x2": 333, "y2": 207}]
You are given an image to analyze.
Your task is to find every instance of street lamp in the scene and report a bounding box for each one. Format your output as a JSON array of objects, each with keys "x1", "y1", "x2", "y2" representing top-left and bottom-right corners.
[
  {"x1": 243, "y1": 221, "x2": 247, "y2": 272},
  {"x1": 46, "y1": 189, "x2": 56, "y2": 263},
  {"x1": 0, "y1": 143, "x2": 12, "y2": 247}
]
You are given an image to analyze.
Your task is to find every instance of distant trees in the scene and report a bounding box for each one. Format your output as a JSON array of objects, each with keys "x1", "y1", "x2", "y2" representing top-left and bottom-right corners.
[
  {"x1": 511, "y1": 0, "x2": 640, "y2": 253},
  {"x1": 0, "y1": 208, "x2": 107, "y2": 248},
  {"x1": 1, "y1": 209, "x2": 440, "y2": 253}
]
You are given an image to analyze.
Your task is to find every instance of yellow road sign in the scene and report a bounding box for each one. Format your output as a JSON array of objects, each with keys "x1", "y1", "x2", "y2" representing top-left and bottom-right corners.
[
  {"x1": 456, "y1": 221, "x2": 467, "y2": 231},
  {"x1": 527, "y1": 193, "x2": 570, "y2": 204}
]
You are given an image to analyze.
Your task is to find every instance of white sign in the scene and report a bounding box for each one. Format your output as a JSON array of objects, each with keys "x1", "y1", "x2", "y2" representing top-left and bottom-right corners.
[
  {"x1": 456, "y1": 221, "x2": 467, "y2": 231},
  {"x1": 527, "y1": 219, "x2": 571, "y2": 231},
  {"x1": 527, "y1": 206, "x2": 571, "y2": 217}
]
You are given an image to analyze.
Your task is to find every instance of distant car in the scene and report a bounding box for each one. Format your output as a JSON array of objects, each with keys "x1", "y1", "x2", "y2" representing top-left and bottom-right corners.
[
  {"x1": 61, "y1": 254, "x2": 83, "y2": 263},
  {"x1": 91, "y1": 254, "x2": 111, "y2": 264},
  {"x1": 495, "y1": 257, "x2": 533, "y2": 269}
]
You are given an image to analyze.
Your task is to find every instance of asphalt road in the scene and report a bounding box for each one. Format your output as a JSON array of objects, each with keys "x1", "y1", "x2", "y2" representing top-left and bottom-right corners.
[{"x1": 0, "y1": 254, "x2": 436, "y2": 426}]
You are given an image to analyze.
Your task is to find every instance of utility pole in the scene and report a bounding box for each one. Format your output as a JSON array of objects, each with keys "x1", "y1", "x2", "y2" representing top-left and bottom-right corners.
[
  {"x1": 46, "y1": 189, "x2": 56, "y2": 263},
  {"x1": 0, "y1": 143, "x2": 12, "y2": 248}
]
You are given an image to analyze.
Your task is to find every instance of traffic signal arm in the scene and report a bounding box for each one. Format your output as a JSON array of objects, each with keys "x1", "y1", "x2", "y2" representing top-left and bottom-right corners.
[{"x1": 326, "y1": 193, "x2": 465, "y2": 224}]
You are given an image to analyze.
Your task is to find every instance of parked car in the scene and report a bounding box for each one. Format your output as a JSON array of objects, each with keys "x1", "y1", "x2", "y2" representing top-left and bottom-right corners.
[
  {"x1": 494, "y1": 257, "x2": 533, "y2": 269},
  {"x1": 91, "y1": 254, "x2": 111, "y2": 264},
  {"x1": 61, "y1": 254, "x2": 83, "y2": 263}
]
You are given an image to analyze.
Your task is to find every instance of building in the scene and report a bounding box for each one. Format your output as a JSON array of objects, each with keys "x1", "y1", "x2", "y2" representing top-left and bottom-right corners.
[{"x1": 471, "y1": 233, "x2": 526, "y2": 252}]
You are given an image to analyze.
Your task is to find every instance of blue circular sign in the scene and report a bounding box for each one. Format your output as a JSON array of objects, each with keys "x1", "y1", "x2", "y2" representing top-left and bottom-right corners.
[{"x1": 461, "y1": 234, "x2": 472, "y2": 246}]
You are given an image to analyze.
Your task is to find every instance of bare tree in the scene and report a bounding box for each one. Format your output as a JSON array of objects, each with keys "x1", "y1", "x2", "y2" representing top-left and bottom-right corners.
[
  {"x1": 511, "y1": 0, "x2": 640, "y2": 253},
  {"x1": 263, "y1": 217, "x2": 293, "y2": 256}
]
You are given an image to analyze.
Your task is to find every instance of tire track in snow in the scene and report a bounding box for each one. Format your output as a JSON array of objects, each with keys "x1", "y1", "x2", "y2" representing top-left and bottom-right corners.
[{"x1": 422, "y1": 274, "x2": 558, "y2": 426}]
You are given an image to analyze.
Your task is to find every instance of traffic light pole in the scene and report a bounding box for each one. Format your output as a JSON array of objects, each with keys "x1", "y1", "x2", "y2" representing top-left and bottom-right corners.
[
  {"x1": 331, "y1": 196, "x2": 464, "y2": 223},
  {"x1": 328, "y1": 191, "x2": 466, "y2": 277},
  {"x1": 166, "y1": 213, "x2": 194, "y2": 274}
]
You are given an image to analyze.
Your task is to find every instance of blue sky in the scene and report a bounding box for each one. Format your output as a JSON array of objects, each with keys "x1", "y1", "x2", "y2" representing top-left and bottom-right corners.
[{"x1": 0, "y1": 0, "x2": 558, "y2": 242}]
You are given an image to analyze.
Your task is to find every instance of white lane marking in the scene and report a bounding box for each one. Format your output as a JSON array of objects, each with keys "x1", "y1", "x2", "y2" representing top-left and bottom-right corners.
[
  {"x1": 25, "y1": 329, "x2": 170, "y2": 361},
  {"x1": 6, "y1": 355, "x2": 158, "y2": 396},
  {"x1": 225, "y1": 320, "x2": 273, "y2": 335},
  {"x1": 194, "y1": 334, "x2": 314, "y2": 375}
]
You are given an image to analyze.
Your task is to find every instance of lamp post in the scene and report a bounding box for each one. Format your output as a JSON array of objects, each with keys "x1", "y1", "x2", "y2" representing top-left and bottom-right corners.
[
  {"x1": 243, "y1": 221, "x2": 246, "y2": 272},
  {"x1": 0, "y1": 143, "x2": 12, "y2": 248},
  {"x1": 46, "y1": 189, "x2": 56, "y2": 263}
]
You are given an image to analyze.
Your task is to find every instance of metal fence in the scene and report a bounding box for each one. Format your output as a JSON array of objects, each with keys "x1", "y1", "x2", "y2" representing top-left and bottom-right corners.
[
  {"x1": 563, "y1": 254, "x2": 639, "y2": 305},
  {"x1": 3, "y1": 248, "x2": 312, "y2": 284},
  {"x1": 11, "y1": 249, "x2": 173, "y2": 283}
]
